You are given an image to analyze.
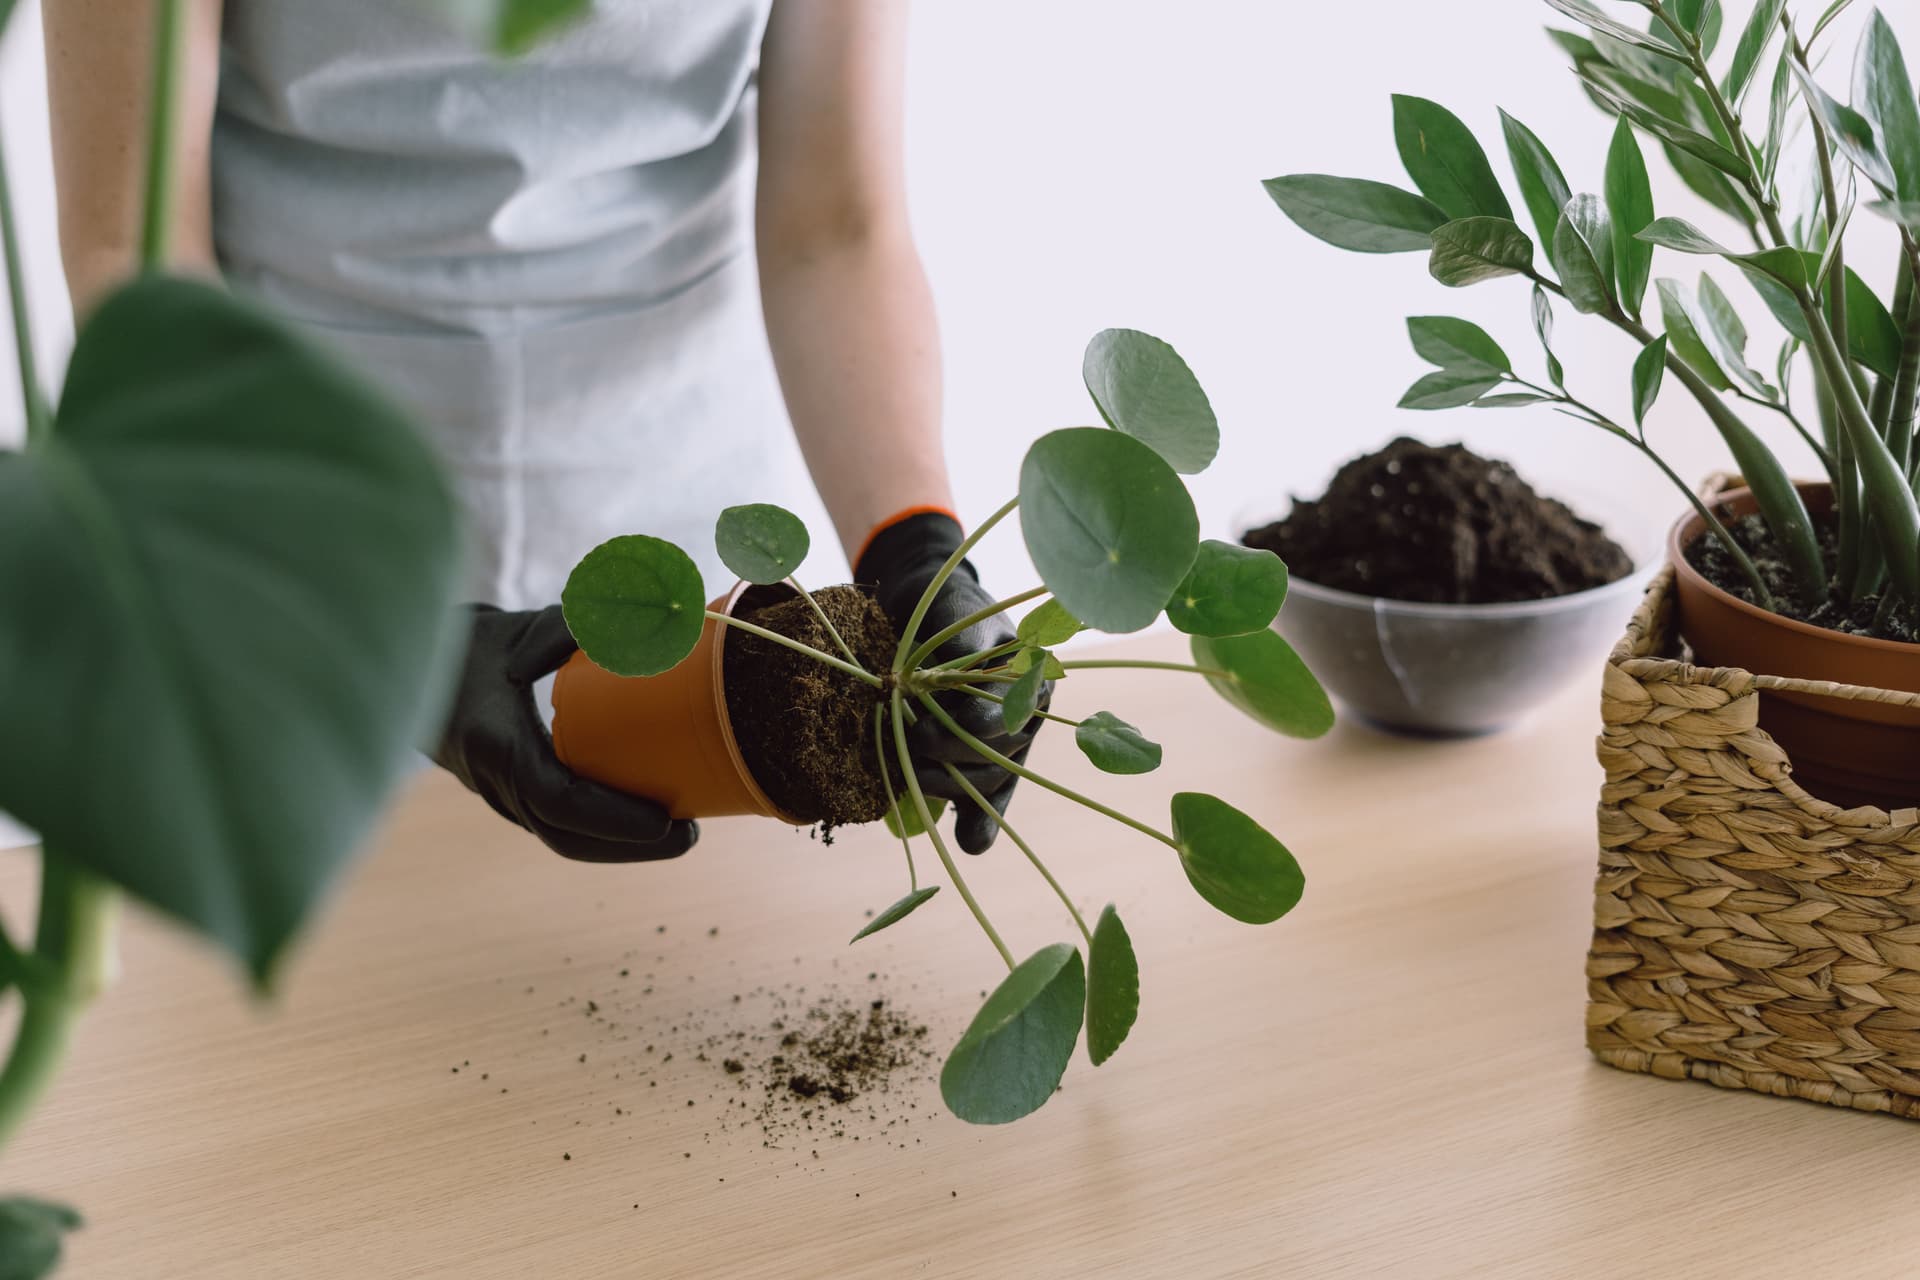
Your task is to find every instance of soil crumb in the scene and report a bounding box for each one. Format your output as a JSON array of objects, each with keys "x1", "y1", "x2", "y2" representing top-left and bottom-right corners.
[
  {"x1": 1687, "y1": 508, "x2": 1918, "y2": 642},
  {"x1": 723, "y1": 585, "x2": 895, "y2": 827},
  {"x1": 1242, "y1": 437, "x2": 1632, "y2": 603}
]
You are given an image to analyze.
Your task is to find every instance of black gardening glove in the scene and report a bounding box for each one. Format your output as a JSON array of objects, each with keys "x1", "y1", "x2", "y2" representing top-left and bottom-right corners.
[
  {"x1": 431, "y1": 604, "x2": 699, "y2": 863},
  {"x1": 858, "y1": 512, "x2": 1047, "y2": 854}
]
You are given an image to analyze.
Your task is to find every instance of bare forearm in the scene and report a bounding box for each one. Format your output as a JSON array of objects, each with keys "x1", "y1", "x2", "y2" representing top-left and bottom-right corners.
[
  {"x1": 759, "y1": 227, "x2": 953, "y2": 558},
  {"x1": 42, "y1": 0, "x2": 222, "y2": 315}
]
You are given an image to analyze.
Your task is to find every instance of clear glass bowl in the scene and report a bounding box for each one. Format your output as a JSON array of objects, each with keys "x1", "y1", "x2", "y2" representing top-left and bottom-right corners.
[{"x1": 1237, "y1": 493, "x2": 1661, "y2": 737}]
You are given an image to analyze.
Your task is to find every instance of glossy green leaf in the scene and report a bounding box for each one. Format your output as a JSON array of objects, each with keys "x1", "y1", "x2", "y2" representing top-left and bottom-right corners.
[
  {"x1": 1541, "y1": 0, "x2": 1688, "y2": 61},
  {"x1": 438, "y1": 0, "x2": 590, "y2": 54},
  {"x1": 0, "y1": 278, "x2": 463, "y2": 982},
  {"x1": 1856, "y1": 12, "x2": 1920, "y2": 201},
  {"x1": 1398, "y1": 369, "x2": 1504, "y2": 410},
  {"x1": 1866, "y1": 200, "x2": 1920, "y2": 230},
  {"x1": 1472, "y1": 392, "x2": 1551, "y2": 407},
  {"x1": 0, "y1": 1197, "x2": 80, "y2": 1280},
  {"x1": 563, "y1": 535, "x2": 707, "y2": 677},
  {"x1": 1657, "y1": 278, "x2": 1733, "y2": 391},
  {"x1": 1631, "y1": 335, "x2": 1668, "y2": 428},
  {"x1": 1074, "y1": 711, "x2": 1162, "y2": 775},
  {"x1": 884, "y1": 795, "x2": 947, "y2": 840},
  {"x1": 1532, "y1": 284, "x2": 1566, "y2": 388},
  {"x1": 1261, "y1": 174, "x2": 1449, "y2": 253},
  {"x1": 850, "y1": 887, "x2": 939, "y2": 944},
  {"x1": 1584, "y1": 81, "x2": 1747, "y2": 176},
  {"x1": 1604, "y1": 118, "x2": 1655, "y2": 318},
  {"x1": 1810, "y1": 0, "x2": 1856, "y2": 48},
  {"x1": 1428, "y1": 217, "x2": 1534, "y2": 286},
  {"x1": 1663, "y1": 0, "x2": 1722, "y2": 55},
  {"x1": 1019, "y1": 428, "x2": 1199, "y2": 634},
  {"x1": 1191, "y1": 630, "x2": 1334, "y2": 739},
  {"x1": 1392, "y1": 95, "x2": 1513, "y2": 221},
  {"x1": 1085, "y1": 905, "x2": 1139, "y2": 1067},
  {"x1": 1568, "y1": 193, "x2": 1617, "y2": 300},
  {"x1": 1407, "y1": 316, "x2": 1510, "y2": 373},
  {"x1": 1742, "y1": 259, "x2": 1900, "y2": 379},
  {"x1": 1001, "y1": 660, "x2": 1048, "y2": 735},
  {"x1": 1165, "y1": 540, "x2": 1288, "y2": 637},
  {"x1": 941, "y1": 943, "x2": 1085, "y2": 1125},
  {"x1": 1723, "y1": 0, "x2": 1786, "y2": 105},
  {"x1": 1791, "y1": 58, "x2": 1897, "y2": 194},
  {"x1": 1171, "y1": 793, "x2": 1305, "y2": 926},
  {"x1": 1695, "y1": 273, "x2": 1773, "y2": 396},
  {"x1": 1008, "y1": 646, "x2": 1067, "y2": 680},
  {"x1": 1665, "y1": 139, "x2": 1763, "y2": 225},
  {"x1": 1499, "y1": 110, "x2": 1574, "y2": 252},
  {"x1": 1081, "y1": 328, "x2": 1219, "y2": 474},
  {"x1": 1552, "y1": 203, "x2": 1612, "y2": 314},
  {"x1": 1637, "y1": 215, "x2": 1733, "y2": 255},
  {"x1": 1016, "y1": 598, "x2": 1083, "y2": 648},
  {"x1": 714, "y1": 503, "x2": 809, "y2": 585},
  {"x1": 1762, "y1": 48, "x2": 1794, "y2": 185}
]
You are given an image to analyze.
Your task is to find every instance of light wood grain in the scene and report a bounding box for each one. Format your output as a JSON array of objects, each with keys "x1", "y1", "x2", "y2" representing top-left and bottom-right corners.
[{"x1": 5, "y1": 633, "x2": 1916, "y2": 1280}]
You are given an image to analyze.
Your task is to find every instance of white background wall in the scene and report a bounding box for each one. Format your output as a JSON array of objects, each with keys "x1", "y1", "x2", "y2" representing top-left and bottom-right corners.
[{"x1": 2, "y1": 1, "x2": 1915, "y2": 591}]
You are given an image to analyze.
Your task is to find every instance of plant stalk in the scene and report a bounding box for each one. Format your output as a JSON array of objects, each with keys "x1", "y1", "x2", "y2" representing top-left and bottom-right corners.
[
  {"x1": 913, "y1": 692, "x2": 1180, "y2": 851},
  {"x1": 942, "y1": 763, "x2": 1092, "y2": 949},
  {"x1": 139, "y1": 0, "x2": 189, "y2": 271},
  {"x1": 785, "y1": 578, "x2": 861, "y2": 666},
  {"x1": 904, "y1": 586, "x2": 1048, "y2": 671},
  {"x1": 873, "y1": 706, "x2": 918, "y2": 893},
  {"x1": 1057, "y1": 659, "x2": 1227, "y2": 677},
  {"x1": 704, "y1": 611, "x2": 883, "y2": 687},
  {"x1": 0, "y1": 857, "x2": 115, "y2": 1152},
  {"x1": 889, "y1": 694, "x2": 1012, "y2": 970},
  {"x1": 890, "y1": 497, "x2": 1018, "y2": 676}
]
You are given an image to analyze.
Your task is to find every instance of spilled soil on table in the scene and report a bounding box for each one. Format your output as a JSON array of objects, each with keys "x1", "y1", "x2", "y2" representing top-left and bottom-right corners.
[
  {"x1": 723, "y1": 586, "x2": 895, "y2": 828},
  {"x1": 1242, "y1": 437, "x2": 1632, "y2": 603}
]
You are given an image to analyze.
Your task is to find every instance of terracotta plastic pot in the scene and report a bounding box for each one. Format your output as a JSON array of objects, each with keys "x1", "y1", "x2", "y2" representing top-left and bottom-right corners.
[
  {"x1": 549, "y1": 582, "x2": 801, "y2": 823},
  {"x1": 1669, "y1": 481, "x2": 1920, "y2": 810}
]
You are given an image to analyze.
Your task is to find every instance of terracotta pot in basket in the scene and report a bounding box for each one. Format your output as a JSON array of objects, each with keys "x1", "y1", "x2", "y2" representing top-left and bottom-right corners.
[
  {"x1": 549, "y1": 582, "x2": 800, "y2": 823},
  {"x1": 1669, "y1": 481, "x2": 1920, "y2": 810}
]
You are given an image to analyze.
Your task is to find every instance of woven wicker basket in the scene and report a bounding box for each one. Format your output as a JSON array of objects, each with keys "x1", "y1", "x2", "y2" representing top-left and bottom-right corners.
[{"x1": 1587, "y1": 558, "x2": 1920, "y2": 1117}]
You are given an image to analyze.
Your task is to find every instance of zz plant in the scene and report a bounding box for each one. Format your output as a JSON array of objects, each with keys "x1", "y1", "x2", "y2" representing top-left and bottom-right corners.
[
  {"x1": 1268, "y1": 0, "x2": 1920, "y2": 629},
  {"x1": 0, "y1": 0, "x2": 471, "y2": 1270},
  {"x1": 561, "y1": 329, "x2": 1333, "y2": 1124}
]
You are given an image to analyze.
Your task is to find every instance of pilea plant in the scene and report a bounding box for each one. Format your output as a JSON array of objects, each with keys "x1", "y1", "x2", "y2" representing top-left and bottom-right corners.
[
  {"x1": 1267, "y1": 0, "x2": 1920, "y2": 632},
  {"x1": 560, "y1": 329, "x2": 1333, "y2": 1124},
  {"x1": 0, "y1": 0, "x2": 485, "y2": 1271}
]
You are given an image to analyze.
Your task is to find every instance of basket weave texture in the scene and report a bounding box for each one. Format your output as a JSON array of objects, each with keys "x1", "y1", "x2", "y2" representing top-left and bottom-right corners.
[{"x1": 1589, "y1": 563, "x2": 1920, "y2": 1117}]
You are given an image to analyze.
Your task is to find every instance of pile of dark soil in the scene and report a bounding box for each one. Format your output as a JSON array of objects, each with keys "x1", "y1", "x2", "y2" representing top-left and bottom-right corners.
[
  {"x1": 1687, "y1": 511, "x2": 1918, "y2": 643},
  {"x1": 723, "y1": 586, "x2": 894, "y2": 826},
  {"x1": 1242, "y1": 437, "x2": 1632, "y2": 603}
]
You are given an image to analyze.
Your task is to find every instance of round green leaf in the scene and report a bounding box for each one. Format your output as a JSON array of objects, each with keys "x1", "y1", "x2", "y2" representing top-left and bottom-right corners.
[
  {"x1": 883, "y1": 795, "x2": 946, "y2": 840},
  {"x1": 941, "y1": 943, "x2": 1086, "y2": 1125},
  {"x1": 0, "y1": 277, "x2": 464, "y2": 983},
  {"x1": 0, "y1": 1196, "x2": 82, "y2": 1280},
  {"x1": 1086, "y1": 905, "x2": 1139, "y2": 1067},
  {"x1": 1001, "y1": 659, "x2": 1048, "y2": 735},
  {"x1": 561, "y1": 535, "x2": 707, "y2": 677},
  {"x1": 714, "y1": 503, "x2": 810, "y2": 585},
  {"x1": 1074, "y1": 711, "x2": 1162, "y2": 775},
  {"x1": 1191, "y1": 630, "x2": 1334, "y2": 738},
  {"x1": 1082, "y1": 329, "x2": 1220, "y2": 474},
  {"x1": 1016, "y1": 599, "x2": 1083, "y2": 648},
  {"x1": 1171, "y1": 792, "x2": 1305, "y2": 925},
  {"x1": 1168, "y1": 542, "x2": 1287, "y2": 638},
  {"x1": 1019, "y1": 428, "x2": 1200, "y2": 634},
  {"x1": 1009, "y1": 646, "x2": 1067, "y2": 679},
  {"x1": 850, "y1": 886, "x2": 939, "y2": 944}
]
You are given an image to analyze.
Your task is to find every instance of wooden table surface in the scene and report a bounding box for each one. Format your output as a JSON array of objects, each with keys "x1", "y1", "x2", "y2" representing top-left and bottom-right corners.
[{"x1": 6, "y1": 632, "x2": 1918, "y2": 1279}]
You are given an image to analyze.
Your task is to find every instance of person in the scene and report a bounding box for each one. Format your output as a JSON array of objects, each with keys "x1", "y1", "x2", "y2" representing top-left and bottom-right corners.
[{"x1": 44, "y1": 1, "x2": 1039, "y2": 862}]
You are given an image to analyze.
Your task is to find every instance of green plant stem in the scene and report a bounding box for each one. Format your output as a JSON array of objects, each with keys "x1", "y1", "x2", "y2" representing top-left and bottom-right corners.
[
  {"x1": 0, "y1": 857, "x2": 115, "y2": 1152},
  {"x1": 139, "y1": 0, "x2": 188, "y2": 271},
  {"x1": 873, "y1": 706, "x2": 918, "y2": 893},
  {"x1": 0, "y1": 115, "x2": 48, "y2": 445},
  {"x1": 913, "y1": 692, "x2": 1180, "y2": 851},
  {"x1": 1056, "y1": 659, "x2": 1226, "y2": 677},
  {"x1": 704, "y1": 611, "x2": 883, "y2": 687},
  {"x1": 945, "y1": 684, "x2": 1083, "y2": 729},
  {"x1": 926, "y1": 638, "x2": 1024, "y2": 674},
  {"x1": 890, "y1": 496, "x2": 1018, "y2": 676},
  {"x1": 926, "y1": 669, "x2": 1022, "y2": 687},
  {"x1": 889, "y1": 693, "x2": 1012, "y2": 970},
  {"x1": 1888, "y1": 241, "x2": 1920, "y2": 477},
  {"x1": 1733, "y1": 387, "x2": 1830, "y2": 471},
  {"x1": 941, "y1": 763, "x2": 1092, "y2": 950},
  {"x1": 786, "y1": 578, "x2": 860, "y2": 666},
  {"x1": 904, "y1": 586, "x2": 1048, "y2": 670}
]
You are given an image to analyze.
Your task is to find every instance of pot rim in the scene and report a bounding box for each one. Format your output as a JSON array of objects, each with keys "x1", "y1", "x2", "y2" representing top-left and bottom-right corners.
[
  {"x1": 1279, "y1": 561, "x2": 1660, "y2": 620},
  {"x1": 1668, "y1": 479, "x2": 1920, "y2": 657}
]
